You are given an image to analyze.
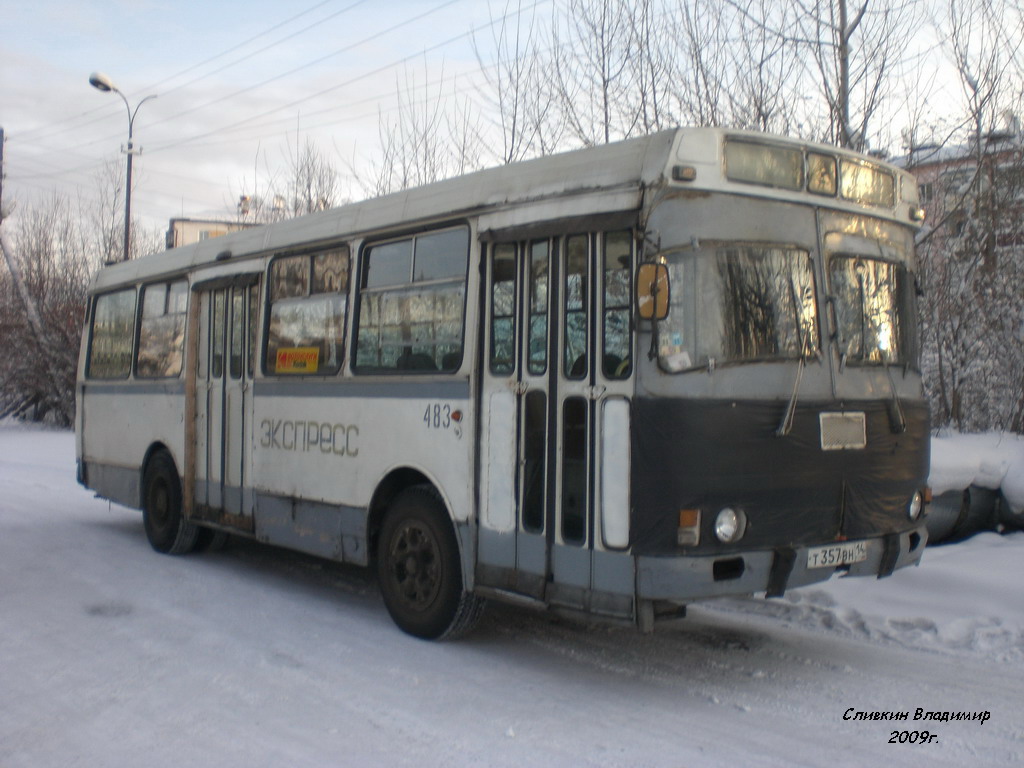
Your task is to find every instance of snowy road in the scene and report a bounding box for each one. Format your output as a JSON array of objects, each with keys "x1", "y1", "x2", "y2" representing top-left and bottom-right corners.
[{"x1": 1, "y1": 425, "x2": 1021, "y2": 767}]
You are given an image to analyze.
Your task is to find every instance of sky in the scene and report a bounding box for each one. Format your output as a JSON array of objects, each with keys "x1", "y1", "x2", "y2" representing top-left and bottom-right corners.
[
  {"x1": 0, "y1": 0, "x2": 519, "y2": 232},
  {"x1": 0, "y1": 0, "x2": 988, "y2": 240}
]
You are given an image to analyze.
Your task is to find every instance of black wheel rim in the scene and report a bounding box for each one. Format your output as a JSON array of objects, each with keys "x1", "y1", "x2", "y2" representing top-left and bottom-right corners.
[{"x1": 386, "y1": 521, "x2": 442, "y2": 612}]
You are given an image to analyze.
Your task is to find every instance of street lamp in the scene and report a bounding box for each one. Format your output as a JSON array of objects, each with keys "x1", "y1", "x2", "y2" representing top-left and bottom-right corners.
[{"x1": 89, "y1": 72, "x2": 157, "y2": 261}]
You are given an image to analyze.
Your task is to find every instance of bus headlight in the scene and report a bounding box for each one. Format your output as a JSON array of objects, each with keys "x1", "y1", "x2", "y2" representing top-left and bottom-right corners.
[
  {"x1": 714, "y1": 507, "x2": 746, "y2": 543},
  {"x1": 908, "y1": 491, "x2": 923, "y2": 521}
]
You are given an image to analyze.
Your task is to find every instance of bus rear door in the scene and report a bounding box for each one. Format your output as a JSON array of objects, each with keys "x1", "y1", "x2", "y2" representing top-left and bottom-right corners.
[{"x1": 190, "y1": 277, "x2": 260, "y2": 530}]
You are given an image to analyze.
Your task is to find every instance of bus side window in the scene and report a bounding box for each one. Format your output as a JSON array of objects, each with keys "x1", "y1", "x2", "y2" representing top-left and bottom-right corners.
[
  {"x1": 490, "y1": 244, "x2": 517, "y2": 375},
  {"x1": 87, "y1": 288, "x2": 137, "y2": 380},
  {"x1": 603, "y1": 231, "x2": 632, "y2": 379},
  {"x1": 211, "y1": 291, "x2": 226, "y2": 379},
  {"x1": 527, "y1": 240, "x2": 549, "y2": 376},
  {"x1": 265, "y1": 247, "x2": 349, "y2": 376},
  {"x1": 355, "y1": 227, "x2": 469, "y2": 373},
  {"x1": 229, "y1": 287, "x2": 245, "y2": 379},
  {"x1": 136, "y1": 280, "x2": 188, "y2": 379},
  {"x1": 247, "y1": 283, "x2": 259, "y2": 379},
  {"x1": 563, "y1": 235, "x2": 589, "y2": 379}
]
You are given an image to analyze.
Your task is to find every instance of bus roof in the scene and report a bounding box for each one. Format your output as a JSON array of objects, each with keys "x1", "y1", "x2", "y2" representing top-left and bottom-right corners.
[{"x1": 90, "y1": 127, "x2": 918, "y2": 292}]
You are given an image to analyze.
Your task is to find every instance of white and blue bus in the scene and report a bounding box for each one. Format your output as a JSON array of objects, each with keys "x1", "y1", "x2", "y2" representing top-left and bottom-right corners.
[{"x1": 76, "y1": 127, "x2": 930, "y2": 639}]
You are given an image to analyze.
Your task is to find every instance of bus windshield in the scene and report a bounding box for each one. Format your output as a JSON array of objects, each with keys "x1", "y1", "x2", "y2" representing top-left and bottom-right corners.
[
  {"x1": 822, "y1": 217, "x2": 917, "y2": 367},
  {"x1": 658, "y1": 244, "x2": 819, "y2": 372},
  {"x1": 829, "y1": 255, "x2": 912, "y2": 366}
]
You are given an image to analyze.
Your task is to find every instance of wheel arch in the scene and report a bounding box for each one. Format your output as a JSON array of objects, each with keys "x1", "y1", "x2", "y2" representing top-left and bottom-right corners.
[
  {"x1": 367, "y1": 467, "x2": 433, "y2": 557},
  {"x1": 367, "y1": 467, "x2": 473, "y2": 588}
]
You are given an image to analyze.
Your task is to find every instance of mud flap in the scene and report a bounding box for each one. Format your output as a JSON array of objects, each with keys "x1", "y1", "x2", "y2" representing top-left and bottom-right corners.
[
  {"x1": 766, "y1": 547, "x2": 796, "y2": 598},
  {"x1": 877, "y1": 532, "x2": 901, "y2": 578}
]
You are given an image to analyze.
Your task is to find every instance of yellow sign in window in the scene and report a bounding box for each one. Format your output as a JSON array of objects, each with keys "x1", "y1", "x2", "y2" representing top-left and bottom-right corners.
[{"x1": 276, "y1": 347, "x2": 320, "y2": 374}]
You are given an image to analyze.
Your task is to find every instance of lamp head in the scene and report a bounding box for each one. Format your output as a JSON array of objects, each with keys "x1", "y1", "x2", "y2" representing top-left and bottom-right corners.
[{"x1": 88, "y1": 72, "x2": 117, "y2": 93}]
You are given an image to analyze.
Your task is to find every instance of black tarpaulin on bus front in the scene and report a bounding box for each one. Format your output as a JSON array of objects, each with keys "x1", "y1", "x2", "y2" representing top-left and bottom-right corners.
[{"x1": 629, "y1": 398, "x2": 930, "y2": 555}]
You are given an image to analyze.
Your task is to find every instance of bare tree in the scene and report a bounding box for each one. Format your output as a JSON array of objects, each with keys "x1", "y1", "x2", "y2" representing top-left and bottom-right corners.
[
  {"x1": 726, "y1": 1, "x2": 803, "y2": 134},
  {"x1": 474, "y1": 0, "x2": 546, "y2": 163},
  {"x1": 914, "y1": 0, "x2": 1024, "y2": 431},
  {"x1": 357, "y1": 62, "x2": 484, "y2": 196},
  {"x1": 551, "y1": 0, "x2": 635, "y2": 145},
  {"x1": 793, "y1": 0, "x2": 918, "y2": 150},
  {"x1": 287, "y1": 137, "x2": 341, "y2": 217},
  {"x1": 672, "y1": 0, "x2": 731, "y2": 128},
  {"x1": 235, "y1": 138, "x2": 343, "y2": 224},
  {"x1": 0, "y1": 193, "x2": 93, "y2": 424}
]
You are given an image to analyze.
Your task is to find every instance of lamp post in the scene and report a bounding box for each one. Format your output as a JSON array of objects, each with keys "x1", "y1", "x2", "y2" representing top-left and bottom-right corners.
[{"x1": 89, "y1": 72, "x2": 157, "y2": 261}]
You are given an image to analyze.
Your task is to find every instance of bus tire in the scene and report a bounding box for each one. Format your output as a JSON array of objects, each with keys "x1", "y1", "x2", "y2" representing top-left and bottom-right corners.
[
  {"x1": 194, "y1": 527, "x2": 230, "y2": 552},
  {"x1": 376, "y1": 487, "x2": 484, "y2": 640},
  {"x1": 142, "y1": 450, "x2": 199, "y2": 555}
]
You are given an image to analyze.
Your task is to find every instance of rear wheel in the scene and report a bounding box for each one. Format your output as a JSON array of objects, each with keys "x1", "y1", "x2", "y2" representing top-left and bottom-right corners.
[
  {"x1": 376, "y1": 487, "x2": 484, "y2": 640},
  {"x1": 142, "y1": 450, "x2": 199, "y2": 554}
]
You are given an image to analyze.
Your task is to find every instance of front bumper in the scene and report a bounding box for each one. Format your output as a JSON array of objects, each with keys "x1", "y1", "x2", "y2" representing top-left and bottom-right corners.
[{"x1": 636, "y1": 524, "x2": 928, "y2": 602}]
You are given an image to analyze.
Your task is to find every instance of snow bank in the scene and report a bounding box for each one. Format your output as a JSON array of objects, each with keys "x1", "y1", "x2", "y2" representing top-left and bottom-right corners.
[
  {"x1": 929, "y1": 432, "x2": 1024, "y2": 513},
  {"x1": 710, "y1": 530, "x2": 1024, "y2": 665}
]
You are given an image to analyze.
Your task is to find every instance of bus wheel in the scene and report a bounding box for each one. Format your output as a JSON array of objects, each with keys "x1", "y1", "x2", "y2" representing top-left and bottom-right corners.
[
  {"x1": 376, "y1": 487, "x2": 484, "y2": 640},
  {"x1": 142, "y1": 451, "x2": 199, "y2": 555},
  {"x1": 194, "y1": 527, "x2": 230, "y2": 552}
]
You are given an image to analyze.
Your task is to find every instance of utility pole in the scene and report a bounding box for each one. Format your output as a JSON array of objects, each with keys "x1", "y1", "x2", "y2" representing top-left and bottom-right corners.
[{"x1": 89, "y1": 72, "x2": 157, "y2": 261}]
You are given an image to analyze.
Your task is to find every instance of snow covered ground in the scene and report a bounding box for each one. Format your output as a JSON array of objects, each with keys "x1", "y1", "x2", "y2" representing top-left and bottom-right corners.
[{"x1": 1, "y1": 424, "x2": 1022, "y2": 767}]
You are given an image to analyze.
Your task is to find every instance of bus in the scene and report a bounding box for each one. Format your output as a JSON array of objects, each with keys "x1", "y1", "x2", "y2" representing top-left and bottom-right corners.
[{"x1": 76, "y1": 127, "x2": 931, "y2": 639}]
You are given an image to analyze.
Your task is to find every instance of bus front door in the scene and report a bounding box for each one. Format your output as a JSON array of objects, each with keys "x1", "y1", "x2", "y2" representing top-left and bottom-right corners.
[
  {"x1": 479, "y1": 232, "x2": 634, "y2": 611},
  {"x1": 194, "y1": 281, "x2": 258, "y2": 530}
]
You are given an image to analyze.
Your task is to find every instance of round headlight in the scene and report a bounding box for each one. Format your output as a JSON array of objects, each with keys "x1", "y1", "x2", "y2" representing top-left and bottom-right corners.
[
  {"x1": 908, "y1": 491, "x2": 923, "y2": 521},
  {"x1": 714, "y1": 507, "x2": 746, "y2": 543}
]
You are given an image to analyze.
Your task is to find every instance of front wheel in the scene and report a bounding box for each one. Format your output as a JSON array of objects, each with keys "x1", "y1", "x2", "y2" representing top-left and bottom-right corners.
[
  {"x1": 142, "y1": 450, "x2": 199, "y2": 554},
  {"x1": 376, "y1": 487, "x2": 484, "y2": 640}
]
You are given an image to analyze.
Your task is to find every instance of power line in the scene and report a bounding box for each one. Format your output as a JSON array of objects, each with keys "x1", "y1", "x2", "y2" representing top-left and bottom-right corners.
[
  {"x1": 8, "y1": 0, "x2": 550, "y2": 214},
  {"x1": 9, "y1": 0, "x2": 489, "y2": 188},
  {"x1": 18, "y1": 0, "x2": 360, "y2": 146},
  {"x1": 85, "y1": 0, "x2": 465, "y2": 155},
  {"x1": 148, "y1": 0, "x2": 547, "y2": 156}
]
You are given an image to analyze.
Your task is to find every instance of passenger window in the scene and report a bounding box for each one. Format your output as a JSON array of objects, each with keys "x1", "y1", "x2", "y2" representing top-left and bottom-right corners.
[
  {"x1": 136, "y1": 280, "x2": 188, "y2": 378},
  {"x1": 87, "y1": 288, "x2": 136, "y2": 380},
  {"x1": 229, "y1": 287, "x2": 245, "y2": 379},
  {"x1": 527, "y1": 240, "x2": 550, "y2": 375},
  {"x1": 564, "y1": 235, "x2": 589, "y2": 379},
  {"x1": 355, "y1": 227, "x2": 469, "y2": 373},
  {"x1": 522, "y1": 390, "x2": 547, "y2": 533},
  {"x1": 247, "y1": 284, "x2": 259, "y2": 379},
  {"x1": 603, "y1": 231, "x2": 632, "y2": 379},
  {"x1": 266, "y1": 247, "x2": 349, "y2": 376},
  {"x1": 561, "y1": 396, "x2": 588, "y2": 545},
  {"x1": 211, "y1": 291, "x2": 226, "y2": 379},
  {"x1": 490, "y1": 244, "x2": 517, "y2": 375}
]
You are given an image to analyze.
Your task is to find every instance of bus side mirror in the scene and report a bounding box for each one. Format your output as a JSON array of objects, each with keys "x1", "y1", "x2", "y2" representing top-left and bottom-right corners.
[{"x1": 637, "y1": 263, "x2": 669, "y2": 320}]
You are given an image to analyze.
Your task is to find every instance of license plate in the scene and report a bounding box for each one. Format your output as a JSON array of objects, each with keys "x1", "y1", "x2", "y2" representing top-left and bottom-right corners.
[{"x1": 807, "y1": 540, "x2": 868, "y2": 569}]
